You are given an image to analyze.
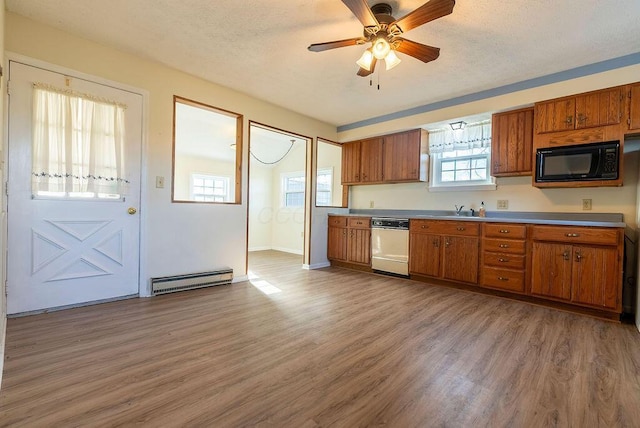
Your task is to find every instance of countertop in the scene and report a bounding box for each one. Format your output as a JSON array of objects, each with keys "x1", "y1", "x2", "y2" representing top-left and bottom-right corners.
[{"x1": 328, "y1": 210, "x2": 626, "y2": 228}]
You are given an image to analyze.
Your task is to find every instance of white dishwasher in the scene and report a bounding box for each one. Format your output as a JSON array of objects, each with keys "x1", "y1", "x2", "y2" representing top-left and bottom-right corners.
[{"x1": 371, "y1": 217, "x2": 410, "y2": 276}]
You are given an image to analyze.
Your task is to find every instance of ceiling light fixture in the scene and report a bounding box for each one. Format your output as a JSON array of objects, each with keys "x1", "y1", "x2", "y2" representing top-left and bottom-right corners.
[
  {"x1": 371, "y1": 34, "x2": 391, "y2": 60},
  {"x1": 449, "y1": 121, "x2": 466, "y2": 131},
  {"x1": 356, "y1": 49, "x2": 374, "y2": 72},
  {"x1": 384, "y1": 50, "x2": 401, "y2": 71}
]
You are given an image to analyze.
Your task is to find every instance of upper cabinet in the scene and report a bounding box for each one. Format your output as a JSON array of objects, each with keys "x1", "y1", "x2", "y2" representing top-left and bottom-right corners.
[
  {"x1": 535, "y1": 86, "x2": 624, "y2": 134},
  {"x1": 629, "y1": 83, "x2": 640, "y2": 132},
  {"x1": 341, "y1": 129, "x2": 427, "y2": 185},
  {"x1": 491, "y1": 107, "x2": 534, "y2": 177}
]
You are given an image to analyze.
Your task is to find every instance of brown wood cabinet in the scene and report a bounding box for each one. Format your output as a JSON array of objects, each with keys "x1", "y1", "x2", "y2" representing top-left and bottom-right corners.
[
  {"x1": 629, "y1": 83, "x2": 640, "y2": 131},
  {"x1": 491, "y1": 108, "x2": 534, "y2": 176},
  {"x1": 327, "y1": 216, "x2": 371, "y2": 266},
  {"x1": 341, "y1": 129, "x2": 427, "y2": 185},
  {"x1": 360, "y1": 138, "x2": 384, "y2": 183},
  {"x1": 383, "y1": 129, "x2": 426, "y2": 182},
  {"x1": 481, "y1": 223, "x2": 528, "y2": 293},
  {"x1": 341, "y1": 141, "x2": 361, "y2": 184},
  {"x1": 410, "y1": 220, "x2": 479, "y2": 284},
  {"x1": 535, "y1": 87, "x2": 624, "y2": 134},
  {"x1": 530, "y1": 225, "x2": 623, "y2": 311}
]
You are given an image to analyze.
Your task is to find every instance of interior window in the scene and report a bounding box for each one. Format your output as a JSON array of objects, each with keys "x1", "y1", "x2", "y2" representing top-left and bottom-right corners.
[
  {"x1": 316, "y1": 139, "x2": 346, "y2": 207},
  {"x1": 172, "y1": 96, "x2": 242, "y2": 204},
  {"x1": 282, "y1": 172, "x2": 305, "y2": 207}
]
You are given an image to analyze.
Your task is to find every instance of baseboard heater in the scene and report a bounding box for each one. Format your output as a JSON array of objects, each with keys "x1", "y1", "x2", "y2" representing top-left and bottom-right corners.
[{"x1": 151, "y1": 268, "x2": 233, "y2": 295}]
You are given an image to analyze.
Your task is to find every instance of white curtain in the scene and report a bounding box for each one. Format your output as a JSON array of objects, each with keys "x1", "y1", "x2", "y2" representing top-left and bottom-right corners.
[
  {"x1": 427, "y1": 120, "x2": 491, "y2": 154},
  {"x1": 32, "y1": 83, "x2": 128, "y2": 195}
]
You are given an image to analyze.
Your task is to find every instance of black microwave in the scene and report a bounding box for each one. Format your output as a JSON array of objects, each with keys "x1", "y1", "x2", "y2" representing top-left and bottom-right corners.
[{"x1": 535, "y1": 141, "x2": 620, "y2": 183}]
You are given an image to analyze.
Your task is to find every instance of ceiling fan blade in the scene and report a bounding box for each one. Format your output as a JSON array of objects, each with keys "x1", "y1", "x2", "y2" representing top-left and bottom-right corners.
[
  {"x1": 342, "y1": 0, "x2": 379, "y2": 28},
  {"x1": 356, "y1": 58, "x2": 377, "y2": 77},
  {"x1": 308, "y1": 37, "x2": 365, "y2": 52},
  {"x1": 395, "y1": 38, "x2": 440, "y2": 63},
  {"x1": 391, "y1": 0, "x2": 455, "y2": 33}
]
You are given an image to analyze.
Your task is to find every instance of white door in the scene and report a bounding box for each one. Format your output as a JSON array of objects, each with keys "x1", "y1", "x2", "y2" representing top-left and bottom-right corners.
[{"x1": 7, "y1": 61, "x2": 143, "y2": 314}]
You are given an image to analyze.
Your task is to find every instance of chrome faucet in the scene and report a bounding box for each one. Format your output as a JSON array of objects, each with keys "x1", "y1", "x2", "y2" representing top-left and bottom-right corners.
[{"x1": 455, "y1": 205, "x2": 465, "y2": 216}]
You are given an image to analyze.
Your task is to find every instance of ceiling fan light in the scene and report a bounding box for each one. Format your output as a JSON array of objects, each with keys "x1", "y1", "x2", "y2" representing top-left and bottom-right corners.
[
  {"x1": 356, "y1": 49, "x2": 374, "y2": 71},
  {"x1": 372, "y1": 37, "x2": 391, "y2": 60},
  {"x1": 384, "y1": 50, "x2": 401, "y2": 70}
]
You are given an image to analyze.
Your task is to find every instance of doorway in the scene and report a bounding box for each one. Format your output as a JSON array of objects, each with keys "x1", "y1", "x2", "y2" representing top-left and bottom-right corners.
[
  {"x1": 6, "y1": 60, "x2": 143, "y2": 315},
  {"x1": 247, "y1": 123, "x2": 311, "y2": 279}
]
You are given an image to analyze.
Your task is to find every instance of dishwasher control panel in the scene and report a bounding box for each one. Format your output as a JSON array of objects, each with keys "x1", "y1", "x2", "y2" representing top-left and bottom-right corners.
[{"x1": 371, "y1": 217, "x2": 409, "y2": 230}]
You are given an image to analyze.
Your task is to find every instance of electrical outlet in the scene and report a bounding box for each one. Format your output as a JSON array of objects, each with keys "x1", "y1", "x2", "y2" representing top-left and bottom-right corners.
[
  {"x1": 582, "y1": 198, "x2": 592, "y2": 210},
  {"x1": 369, "y1": 200, "x2": 375, "y2": 208},
  {"x1": 155, "y1": 176, "x2": 165, "y2": 188},
  {"x1": 497, "y1": 200, "x2": 509, "y2": 210}
]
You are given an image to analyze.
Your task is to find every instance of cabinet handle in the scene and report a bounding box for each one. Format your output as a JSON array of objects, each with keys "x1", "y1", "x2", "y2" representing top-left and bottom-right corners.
[
  {"x1": 566, "y1": 115, "x2": 573, "y2": 125},
  {"x1": 499, "y1": 230, "x2": 510, "y2": 233},
  {"x1": 445, "y1": 239, "x2": 450, "y2": 247},
  {"x1": 343, "y1": 230, "x2": 347, "y2": 236},
  {"x1": 498, "y1": 277, "x2": 509, "y2": 281},
  {"x1": 499, "y1": 244, "x2": 509, "y2": 248},
  {"x1": 456, "y1": 227, "x2": 465, "y2": 231},
  {"x1": 575, "y1": 251, "x2": 582, "y2": 262},
  {"x1": 350, "y1": 231, "x2": 353, "y2": 237},
  {"x1": 357, "y1": 221, "x2": 362, "y2": 225},
  {"x1": 577, "y1": 114, "x2": 587, "y2": 123},
  {"x1": 565, "y1": 233, "x2": 580, "y2": 237},
  {"x1": 498, "y1": 258, "x2": 509, "y2": 263},
  {"x1": 563, "y1": 251, "x2": 570, "y2": 260},
  {"x1": 433, "y1": 240, "x2": 439, "y2": 248},
  {"x1": 421, "y1": 225, "x2": 428, "y2": 229}
]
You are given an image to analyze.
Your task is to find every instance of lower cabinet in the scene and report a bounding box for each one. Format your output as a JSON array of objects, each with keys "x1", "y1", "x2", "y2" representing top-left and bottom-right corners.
[
  {"x1": 481, "y1": 223, "x2": 528, "y2": 293},
  {"x1": 327, "y1": 216, "x2": 371, "y2": 266},
  {"x1": 409, "y1": 220, "x2": 479, "y2": 284},
  {"x1": 530, "y1": 226, "x2": 622, "y2": 311}
]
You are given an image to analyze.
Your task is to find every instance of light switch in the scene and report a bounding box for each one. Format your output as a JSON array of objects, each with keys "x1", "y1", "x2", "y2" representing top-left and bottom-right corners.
[{"x1": 155, "y1": 176, "x2": 165, "y2": 188}]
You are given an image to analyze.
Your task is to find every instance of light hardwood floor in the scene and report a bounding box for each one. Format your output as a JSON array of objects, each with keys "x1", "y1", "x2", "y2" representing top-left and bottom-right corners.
[{"x1": 1, "y1": 250, "x2": 639, "y2": 427}]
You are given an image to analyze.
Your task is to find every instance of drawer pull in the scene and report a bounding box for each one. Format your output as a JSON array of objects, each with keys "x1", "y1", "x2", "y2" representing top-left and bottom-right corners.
[
  {"x1": 575, "y1": 251, "x2": 582, "y2": 262},
  {"x1": 456, "y1": 227, "x2": 465, "y2": 231},
  {"x1": 421, "y1": 225, "x2": 428, "y2": 229},
  {"x1": 498, "y1": 258, "x2": 509, "y2": 262},
  {"x1": 357, "y1": 221, "x2": 362, "y2": 225},
  {"x1": 445, "y1": 239, "x2": 450, "y2": 247},
  {"x1": 565, "y1": 233, "x2": 580, "y2": 237},
  {"x1": 498, "y1": 277, "x2": 509, "y2": 281},
  {"x1": 499, "y1": 230, "x2": 510, "y2": 233},
  {"x1": 563, "y1": 251, "x2": 570, "y2": 260},
  {"x1": 499, "y1": 244, "x2": 509, "y2": 248}
]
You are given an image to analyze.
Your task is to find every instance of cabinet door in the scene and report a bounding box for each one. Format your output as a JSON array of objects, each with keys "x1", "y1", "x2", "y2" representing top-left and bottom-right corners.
[
  {"x1": 348, "y1": 228, "x2": 371, "y2": 265},
  {"x1": 491, "y1": 108, "x2": 534, "y2": 176},
  {"x1": 535, "y1": 98, "x2": 576, "y2": 133},
  {"x1": 327, "y1": 226, "x2": 347, "y2": 261},
  {"x1": 571, "y1": 245, "x2": 619, "y2": 309},
  {"x1": 409, "y1": 233, "x2": 441, "y2": 277},
  {"x1": 630, "y1": 83, "x2": 640, "y2": 131},
  {"x1": 442, "y1": 236, "x2": 478, "y2": 283},
  {"x1": 383, "y1": 130, "x2": 421, "y2": 181},
  {"x1": 531, "y1": 242, "x2": 572, "y2": 300},
  {"x1": 341, "y1": 141, "x2": 361, "y2": 184},
  {"x1": 574, "y1": 87, "x2": 623, "y2": 129},
  {"x1": 360, "y1": 138, "x2": 384, "y2": 183}
]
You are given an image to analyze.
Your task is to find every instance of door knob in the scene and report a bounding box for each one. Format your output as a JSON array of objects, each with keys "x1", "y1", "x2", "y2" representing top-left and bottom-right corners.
[{"x1": 128, "y1": 207, "x2": 137, "y2": 215}]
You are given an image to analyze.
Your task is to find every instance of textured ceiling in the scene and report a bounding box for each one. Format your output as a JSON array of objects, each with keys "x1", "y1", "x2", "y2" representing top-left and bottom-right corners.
[{"x1": 7, "y1": 0, "x2": 640, "y2": 127}]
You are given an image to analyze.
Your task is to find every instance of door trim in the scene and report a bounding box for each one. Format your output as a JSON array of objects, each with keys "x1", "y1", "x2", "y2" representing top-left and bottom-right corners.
[{"x1": 4, "y1": 52, "x2": 151, "y2": 297}]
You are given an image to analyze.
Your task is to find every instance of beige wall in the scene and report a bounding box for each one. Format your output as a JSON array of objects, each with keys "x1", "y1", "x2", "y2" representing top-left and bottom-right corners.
[
  {"x1": 5, "y1": 13, "x2": 337, "y2": 289},
  {"x1": 316, "y1": 141, "x2": 343, "y2": 207},
  {"x1": 248, "y1": 164, "x2": 273, "y2": 251},
  {"x1": 0, "y1": 0, "x2": 6, "y2": 388}
]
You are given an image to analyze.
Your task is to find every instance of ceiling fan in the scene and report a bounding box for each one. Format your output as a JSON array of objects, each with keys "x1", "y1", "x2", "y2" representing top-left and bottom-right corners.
[{"x1": 308, "y1": 0, "x2": 455, "y2": 76}]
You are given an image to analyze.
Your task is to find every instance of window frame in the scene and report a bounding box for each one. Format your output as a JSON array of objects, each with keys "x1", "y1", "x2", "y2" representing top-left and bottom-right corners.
[
  {"x1": 315, "y1": 167, "x2": 333, "y2": 207},
  {"x1": 172, "y1": 96, "x2": 243, "y2": 205},
  {"x1": 315, "y1": 138, "x2": 347, "y2": 208},
  {"x1": 190, "y1": 173, "x2": 232, "y2": 202},
  {"x1": 281, "y1": 171, "x2": 306, "y2": 208},
  {"x1": 429, "y1": 147, "x2": 496, "y2": 192}
]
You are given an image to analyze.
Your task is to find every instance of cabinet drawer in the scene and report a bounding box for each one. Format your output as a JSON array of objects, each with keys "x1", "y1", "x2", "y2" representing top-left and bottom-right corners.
[
  {"x1": 483, "y1": 223, "x2": 527, "y2": 239},
  {"x1": 411, "y1": 220, "x2": 479, "y2": 236},
  {"x1": 482, "y1": 267, "x2": 525, "y2": 293},
  {"x1": 532, "y1": 226, "x2": 619, "y2": 246},
  {"x1": 483, "y1": 252, "x2": 526, "y2": 270},
  {"x1": 328, "y1": 216, "x2": 347, "y2": 227},
  {"x1": 348, "y1": 217, "x2": 370, "y2": 229},
  {"x1": 483, "y1": 238, "x2": 526, "y2": 254}
]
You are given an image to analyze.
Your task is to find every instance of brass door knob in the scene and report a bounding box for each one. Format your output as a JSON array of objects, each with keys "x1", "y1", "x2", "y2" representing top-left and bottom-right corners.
[{"x1": 128, "y1": 207, "x2": 137, "y2": 215}]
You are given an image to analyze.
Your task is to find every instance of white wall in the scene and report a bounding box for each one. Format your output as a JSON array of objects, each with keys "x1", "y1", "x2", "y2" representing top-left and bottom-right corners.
[
  {"x1": 5, "y1": 13, "x2": 337, "y2": 290},
  {"x1": 351, "y1": 151, "x2": 638, "y2": 228},
  {"x1": 248, "y1": 164, "x2": 272, "y2": 251},
  {"x1": 316, "y1": 141, "x2": 343, "y2": 207},
  {"x1": 173, "y1": 155, "x2": 235, "y2": 201},
  {"x1": 270, "y1": 142, "x2": 306, "y2": 255}
]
